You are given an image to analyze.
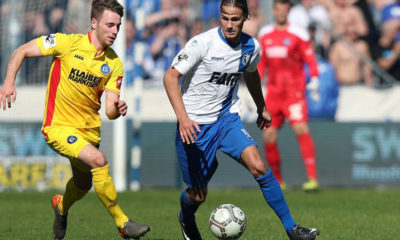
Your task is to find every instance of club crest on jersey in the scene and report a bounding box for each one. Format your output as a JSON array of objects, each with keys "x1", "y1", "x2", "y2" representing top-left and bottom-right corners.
[
  {"x1": 283, "y1": 38, "x2": 291, "y2": 46},
  {"x1": 67, "y1": 136, "x2": 78, "y2": 144},
  {"x1": 101, "y1": 64, "x2": 111, "y2": 75},
  {"x1": 241, "y1": 52, "x2": 251, "y2": 66}
]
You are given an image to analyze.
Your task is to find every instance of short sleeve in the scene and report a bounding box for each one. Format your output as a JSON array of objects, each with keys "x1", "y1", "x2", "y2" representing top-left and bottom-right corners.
[
  {"x1": 171, "y1": 36, "x2": 207, "y2": 75},
  {"x1": 36, "y1": 33, "x2": 72, "y2": 58},
  {"x1": 246, "y1": 40, "x2": 260, "y2": 72},
  {"x1": 105, "y1": 57, "x2": 124, "y2": 95}
]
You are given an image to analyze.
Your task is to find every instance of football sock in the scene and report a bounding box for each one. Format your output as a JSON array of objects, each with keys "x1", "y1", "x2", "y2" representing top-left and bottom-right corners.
[
  {"x1": 264, "y1": 142, "x2": 283, "y2": 183},
  {"x1": 59, "y1": 178, "x2": 88, "y2": 215},
  {"x1": 180, "y1": 189, "x2": 200, "y2": 225},
  {"x1": 297, "y1": 133, "x2": 318, "y2": 180},
  {"x1": 91, "y1": 164, "x2": 129, "y2": 229},
  {"x1": 256, "y1": 168, "x2": 296, "y2": 232}
]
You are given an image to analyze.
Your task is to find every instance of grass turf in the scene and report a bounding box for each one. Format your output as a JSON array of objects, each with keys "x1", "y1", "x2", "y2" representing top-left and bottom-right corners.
[{"x1": 0, "y1": 188, "x2": 399, "y2": 240}]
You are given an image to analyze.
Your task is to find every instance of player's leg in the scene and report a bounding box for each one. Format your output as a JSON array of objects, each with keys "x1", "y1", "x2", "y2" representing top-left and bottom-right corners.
[
  {"x1": 263, "y1": 127, "x2": 285, "y2": 188},
  {"x1": 291, "y1": 122, "x2": 319, "y2": 191},
  {"x1": 176, "y1": 123, "x2": 219, "y2": 240},
  {"x1": 78, "y1": 144, "x2": 149, "y2": 238},
  {"x1": 240, "y1": 147, "x2": 319, "y2": 239},
  {"x1": 263, "y1": 96, "x2": 285, "y2": 188},
  {"x1": 178, "y1": 187, "x2": 208, "y2": 240},
  {"x1": 51, "y1": 165, "x2": 92, "y2": 239}
]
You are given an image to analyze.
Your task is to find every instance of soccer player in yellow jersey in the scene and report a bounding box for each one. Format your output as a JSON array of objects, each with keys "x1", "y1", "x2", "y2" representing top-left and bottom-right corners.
[{"x1": 0, "y1": 0, "x2": 150, "y2": 239}]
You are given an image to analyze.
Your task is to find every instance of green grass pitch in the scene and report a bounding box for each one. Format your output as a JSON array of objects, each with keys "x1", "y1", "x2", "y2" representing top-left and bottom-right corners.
[{"x1": 0, "y1": 188, "x2": 399, "y2": 240}]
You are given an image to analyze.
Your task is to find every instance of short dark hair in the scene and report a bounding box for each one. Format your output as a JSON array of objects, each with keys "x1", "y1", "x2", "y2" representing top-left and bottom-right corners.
[
  {"x1": 91, "y1": 0, "x2": 124, "y2": 21},
  {"x1": 273, "y1": 0, "x2": 292, "y2": 6},
  {"x1": 220, "y1": 0, "x2": 249, "y2": 19}
]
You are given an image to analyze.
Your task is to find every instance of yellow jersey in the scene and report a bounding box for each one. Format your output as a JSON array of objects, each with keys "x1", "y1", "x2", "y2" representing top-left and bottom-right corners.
[{"x1": 37, "y1": 32, "x2": 123, "y2": 128}]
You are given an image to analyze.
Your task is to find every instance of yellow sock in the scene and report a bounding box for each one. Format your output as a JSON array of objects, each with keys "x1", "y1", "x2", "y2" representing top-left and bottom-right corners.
[
  {"x1": 60, "y1": 178, "x2": 89, "y2": 215},
  {"x1": 91, "y1": 164, "x2": 129, "y2": 228}
]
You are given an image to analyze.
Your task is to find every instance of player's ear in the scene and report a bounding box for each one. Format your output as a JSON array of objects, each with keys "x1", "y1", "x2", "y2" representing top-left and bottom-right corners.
[{"x1": 91, "y1": 18, "x2": 97, "y2": 30}]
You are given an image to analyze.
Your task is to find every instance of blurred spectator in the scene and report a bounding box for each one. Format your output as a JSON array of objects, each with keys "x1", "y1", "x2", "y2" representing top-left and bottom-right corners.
[
  {"x1": 288, "y1": 0, "x2": 332, "y2": 57},
  {"x1": 329, "y1": 13, "x2": 374, "y2": 86},
  {"x1": 377, "y1": 32, "x2": 400, "y2": 82},
  {"x1": 125, "y1": 17, "x2": 147, "y2": 86},
  {"x1": 202, "y1": 0, "x2": 220, "y2": 24},
  {"x1": 353, "y1": 0, "x2": 381, "y2": 60},
  {"x1": 320, "y1": 0, "x2": 368, "y2": 38},
  {"x1": 189, "y1": 18, "x2": 204, "y2": 38},
  {"x1": 243, "y1": 0, "x2": 266, "y2": 37},
  {"x1": 44, "y1": 0, "x2": 68, "y2": 33},
  {"x1": 378, "y1": 0, "x2": 400, "y2": 48},
  {"x1": 145, "y1": 16, "x2": 183, "y2": 84}
]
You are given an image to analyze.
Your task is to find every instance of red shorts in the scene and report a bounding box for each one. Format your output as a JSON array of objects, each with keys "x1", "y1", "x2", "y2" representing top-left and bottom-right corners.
[{"x1": 265, "y1": 95, "x2": 308, "y2": 128}]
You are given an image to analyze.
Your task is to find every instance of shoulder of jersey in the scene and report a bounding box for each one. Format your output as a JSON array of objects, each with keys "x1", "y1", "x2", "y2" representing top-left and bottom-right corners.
[
  {"x1": 287, "y1": 24, "x2": 310, "y2": 41},
  {"x1": 258, "y1": 24, "x2": 275, "y2": 38}
]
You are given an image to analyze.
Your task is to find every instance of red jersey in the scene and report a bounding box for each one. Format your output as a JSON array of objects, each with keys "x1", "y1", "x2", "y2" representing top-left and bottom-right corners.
[{"x1": 258, "y1": 24, "x2": 318, "y2": 99}]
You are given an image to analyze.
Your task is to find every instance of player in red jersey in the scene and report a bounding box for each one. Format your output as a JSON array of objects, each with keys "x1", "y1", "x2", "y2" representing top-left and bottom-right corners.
[{"x1": 258, "y1": 0, "x2": 320, "y2": 191}]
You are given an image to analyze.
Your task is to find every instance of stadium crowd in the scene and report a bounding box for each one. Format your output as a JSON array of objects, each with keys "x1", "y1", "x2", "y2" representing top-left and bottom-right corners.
[{"x1": 0, "y1": 0, "x2": 399, "y2": 88}]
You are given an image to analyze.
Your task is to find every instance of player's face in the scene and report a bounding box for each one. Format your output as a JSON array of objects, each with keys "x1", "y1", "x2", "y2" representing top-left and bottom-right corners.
[
  {"x1": 92, "y1": 9, "x2": 121, "y2": 47},
  {"x1": 220, "y1": 5, "x2": 246, "y2": 45},
  {"x1": 273, "y1": 2, "x2": 290, "y2": 26}
]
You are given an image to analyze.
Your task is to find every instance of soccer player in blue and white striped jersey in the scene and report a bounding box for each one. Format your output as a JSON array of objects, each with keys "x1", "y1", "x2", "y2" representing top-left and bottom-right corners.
[{"x1": 163, "y1": 0, "x2": 320, "y2": 239}]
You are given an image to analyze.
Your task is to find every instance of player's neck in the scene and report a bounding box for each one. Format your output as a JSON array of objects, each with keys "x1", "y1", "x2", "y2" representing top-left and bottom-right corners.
[
  {"x1": 275, "y1": 22, "x2": 288, "y2": 30},
  {"x1": 89, "y1": 30, "x2": 106, "y2": 56}
]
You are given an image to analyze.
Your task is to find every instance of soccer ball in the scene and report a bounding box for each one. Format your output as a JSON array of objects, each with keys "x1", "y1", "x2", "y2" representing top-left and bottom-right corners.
[{"x1": 209, "y1": 204, "x2": 247, "y2": 239}]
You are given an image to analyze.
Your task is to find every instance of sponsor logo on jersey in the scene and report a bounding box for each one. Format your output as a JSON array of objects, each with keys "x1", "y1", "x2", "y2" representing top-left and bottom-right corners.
[
  {"x1": 178, "y1": 53, "x2": 189, "y2": 61},
  {"x1": 74, "y1": 54, "x2": 84, "y2": 60},
  {"x1": 67, "y1": 136, "x2": 78, "y2": 144},
  {"x1": 241, "y1": 129, "x2": 253, "y2": 140},
  {"x1": 68, "y1": 68, "x2": 102, "y2": 87},
  {"x1": 101, "y1": 64, "x2": 111, "y2": 75},
  {"x1": 117, "y1": 76, "x2": 123, "y2": 89},
  {"x1": 211, "y1": 56, "x2": 224, "y2": 61},
  {"x1": 208, "y1": 72, "x2": 241, "y2": 86},
  {"x1": 43, "y1": 34, "x2": 56, "y2": 49},
  {"x1": 266, "y1": 46, "x2": 288, "y2": 58},
  {"x1": 241, "y1": 52, "x2": 251, "y2": 66}
]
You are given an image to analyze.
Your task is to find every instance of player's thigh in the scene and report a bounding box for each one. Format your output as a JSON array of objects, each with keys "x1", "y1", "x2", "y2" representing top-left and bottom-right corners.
[
  {"x1": 266, "y1": 96, "x2": 285, "y2": 128},
  {"x1": 42, "y1": 126, "x2": 100, "y2": 172},
  {"x1": 219, "y1": 114, "x2": 257, "y2": 161},
  {"x1": 176, "y1": 128, "x2": 219, "y2": 189}
]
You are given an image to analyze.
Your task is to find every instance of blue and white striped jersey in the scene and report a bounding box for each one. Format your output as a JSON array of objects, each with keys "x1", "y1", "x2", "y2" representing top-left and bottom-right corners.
[{"x1": 171, "y1": 27, "x2": 260, "y2": 124}]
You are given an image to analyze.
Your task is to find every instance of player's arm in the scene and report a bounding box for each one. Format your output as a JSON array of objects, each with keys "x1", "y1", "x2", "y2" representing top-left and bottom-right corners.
[
  {"x1": 0, "y1": 39, "x2": 43, "y2": 110},
  {"x1": 105, "y1": 90, "x2": 127, "y2": 120},
  {"x1": 243, "y1": 70, "x2": 271, "y2": 130},
  {"x1": 163, "y1": 66, "x2": 200, "y2": 144}
]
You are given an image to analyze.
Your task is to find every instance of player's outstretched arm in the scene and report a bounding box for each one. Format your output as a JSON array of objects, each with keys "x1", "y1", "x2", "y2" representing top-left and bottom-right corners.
[
  {"x1": 0, "y1": 39, "x2": 43, "y2": 110},
  {"x1": 163, "y1": 67, "x2": 200, "y2": 144},
  {"x1": 105, "y1": 90, "x2": 127, "y2": 120},
  {"x1": 243, "y1": 70, "x2": 271, "y2": 130}
]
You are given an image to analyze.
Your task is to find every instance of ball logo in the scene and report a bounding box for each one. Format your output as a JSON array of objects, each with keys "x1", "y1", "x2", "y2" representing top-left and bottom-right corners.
[
  {"x1": 283, "y1": 38, "x2": 291, "y2": 46},
  {"x1": 101, "y1": 64, "x2": 111, "y2": 75},
  {"x1": 67, "y1": 136, "x2": 78, "y2": 144}
]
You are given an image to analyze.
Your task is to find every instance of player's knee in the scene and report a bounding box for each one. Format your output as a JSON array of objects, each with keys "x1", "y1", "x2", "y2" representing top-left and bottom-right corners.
[
  {"x1": 250, "y1": 160, "x2": 267, "y2": 178},
  {"x1": 92, "y1": 151, "x2": 108, "y2": 168},
  {"x1": 190, "y1": 194, "x2": 207, "y2": 204},
  {"x1": 74, "y1": 179, "x2": 92, "y2": 191}
]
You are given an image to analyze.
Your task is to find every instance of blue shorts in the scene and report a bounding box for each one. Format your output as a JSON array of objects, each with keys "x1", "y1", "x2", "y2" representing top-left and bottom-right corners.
[{"x1": 176, "y1": 112, "x2": 257, "y2": 189}]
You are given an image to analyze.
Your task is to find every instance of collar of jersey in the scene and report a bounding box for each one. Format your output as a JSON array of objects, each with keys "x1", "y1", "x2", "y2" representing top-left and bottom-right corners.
[
  {"x1": 218, "y1": 26, "x2": 241, "y2": 49},
  {"x1": 87, "y1": 31, "x2": 106, "y2": 58}
]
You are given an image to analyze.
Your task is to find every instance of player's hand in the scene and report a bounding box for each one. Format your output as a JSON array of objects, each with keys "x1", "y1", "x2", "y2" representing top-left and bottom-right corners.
[
  {"x1": 257, "y1": 107, "x2": 272, "y2": 130},
  {"x1": 306, "y1": 76, "x2": 320, "y2": 102},
  {"x1": 114, "y1": 99, "x2": 127, "y2": 116},
  {"x1": 178, "y1": 117, "x2": 201, "y2": 144},
  {"x1": 0, "y1": 84, "x2": 17, "y2": 110}
]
